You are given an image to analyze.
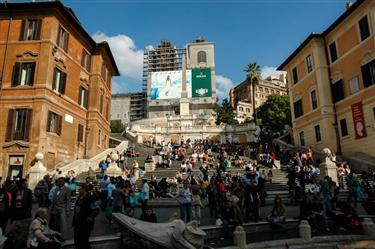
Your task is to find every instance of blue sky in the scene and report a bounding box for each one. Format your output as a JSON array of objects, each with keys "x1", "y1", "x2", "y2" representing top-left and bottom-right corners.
[{"x1": 62, "y1": 0, "x2": 351, "y2": 100}]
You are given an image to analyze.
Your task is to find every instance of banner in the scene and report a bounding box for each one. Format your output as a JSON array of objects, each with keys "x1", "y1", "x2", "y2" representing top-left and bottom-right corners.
[
  {"x1": 150, "y1": 70, "x2": 191, "y2": 100},
  {"x1": 351, "y1": 102, "x2": 367, "y2": 139},
  {"x1": 192, "y1": 68, "x2": 212, "y2": 97}
]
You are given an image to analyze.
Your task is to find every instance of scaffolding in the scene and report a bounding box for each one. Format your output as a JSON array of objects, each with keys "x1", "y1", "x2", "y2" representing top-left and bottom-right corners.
[{"x1": 142, "y1": 40, "x2": 185, "y2": 93}]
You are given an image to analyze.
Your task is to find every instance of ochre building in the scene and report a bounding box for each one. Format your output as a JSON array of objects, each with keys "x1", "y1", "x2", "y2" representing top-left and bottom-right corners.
[
  {"x1": 230, "y1": 77, "x2": 287, "y2": 123},
  {"x1": 278, "y1": 0, "x2": 375, "y2": 157},
  {"x1": 0, "y1": 2, "x2": 119, "y2": 178}
]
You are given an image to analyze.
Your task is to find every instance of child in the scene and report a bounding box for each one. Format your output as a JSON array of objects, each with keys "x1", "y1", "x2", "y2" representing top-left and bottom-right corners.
[{"x1": 267, "y1": 169, "x2": 273, "y2": 184}]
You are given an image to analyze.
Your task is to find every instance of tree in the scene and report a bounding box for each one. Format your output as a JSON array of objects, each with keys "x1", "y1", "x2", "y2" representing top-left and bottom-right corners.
[
  {"x1": 110, "y1": 120, "x2": 125, "y2": 133},
  {"x1": 244, "y1": 62, "x2": 261, "y2": 123},
  {"x1": 256, "y1": 94, "x2": 291, "y2": 140},
  {"x1": 215, "y1": 98, "x2": 238, "y2": 125}
]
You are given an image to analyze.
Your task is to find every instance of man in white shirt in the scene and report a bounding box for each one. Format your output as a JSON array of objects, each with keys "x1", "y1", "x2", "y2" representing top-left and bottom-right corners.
[{"x1": 140, "y1": 179, "x2": 150, "y2": 211}]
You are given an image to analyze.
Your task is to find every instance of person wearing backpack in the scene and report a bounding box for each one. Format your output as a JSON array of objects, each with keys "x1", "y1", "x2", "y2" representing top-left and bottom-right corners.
[{"x1": 73, "y1": 183, "x2": 99, "y2": 249}]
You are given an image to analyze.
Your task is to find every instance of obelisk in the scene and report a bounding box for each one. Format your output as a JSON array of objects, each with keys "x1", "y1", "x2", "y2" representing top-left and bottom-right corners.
[{"x1": 180, "y1": 50, "x2": 190, "y2": 116}]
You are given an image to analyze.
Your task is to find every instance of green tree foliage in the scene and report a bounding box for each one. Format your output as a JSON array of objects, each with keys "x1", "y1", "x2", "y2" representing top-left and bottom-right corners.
[
  {"x1": 215, "y1": 98, "x2": 238, "y2": 125},
  {"x1": 256, "y1": 94, "x2": 291, "y2": 139},
  {"x1": 110, "y1": 120, "x2": 125, "y2": 133},
  {"x1": 244, "y1": 62, "x2": 261, "y2": 121}
]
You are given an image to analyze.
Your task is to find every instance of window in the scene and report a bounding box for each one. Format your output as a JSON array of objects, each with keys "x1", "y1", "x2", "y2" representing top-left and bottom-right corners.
[
  {"x1": 306, "y1": 55, "x2": 313, "y2": 73},
  {"x1": 20, "y1": 19, "x2": 42, "y2": 41},
  {"x1": 292, "y1": 67, "x2": 298, "y2": 84},
  {"x1": 314, "y1": 125, "x2": 321, "y2": 142},
  {"x1": 99, "y1": 90, "x2": 104, "y2": 114},
  {"x1": 361, "y1": 59, "x2": 375, "y2": 88},
  {"x1": 310, "y1": 90, "x2": 318, "y2": 110},
  {"x1": 299, "y1": 131, "x2": 305, "y2": 146},
  {"x1": 259, "y1": 87, "x2": 263, "y2": 92},
  {"x1": 5, "y1": 109, "x2": 32, "y2": 142},
  {"x1": 293, "y1": 99, "x2": 303, "y2": 118},
  {"x1": 78, "y1": 86, "x2": 88, "y2": 108},
  {"x1": 246, "y1": 108, "x2": 250, "y2": 113},
  {"x1": 57, "y1": 26, "x2": 69, "y2": 52},
  {"x1": 329, "y1": 42, "x2": 338, "y2": 63},
  {"x1": 47, "y1": 111, "x2": 62, "y2": 135},
  {"x1": 98, "y1": 129, "x2": 101, "y2": 145},
  {"x1": 106, "y1": 70, "x2": 111, "y2": 89},
  {"x1": 359, "y1": 16, "x2": 370, "y2": 41},
  {"x1": 197, "y1": 51, "x2": 207, "y2": 63},
  {"x1": 331, "y1": 80, "x2": 345, "y2": 103},
  {"x1": 104, "y1": 135, "x2": 107, "y2": 148},
  {"x1": 265, "y1": 88, "x2": 269, "y2": 93},
  {"x1": 106, "y1": 100, "x2": 109, "y2": 120},
  {"x1": 11, "y1": 62, "x2": 35, "y2": 86},
  {"x1": 239, "y1": 107, "x2": 244, "y2": 112},
  {"x1": 271, "y1": 89, "x2": 275, "y2": 94},
  {"x1": 101, "y1": 63, "x2": 107, "y2": 81},
  {"x1": 52, "y1": 68, "x2": 66, "y2": 94},
  {"x1": 349, "y1": 76, "x2": 360, "y2": 94},
  {"x1": 77, "y1": 124, "x2": 84, "y2": 143},
  {"x1": 340, "y1": 119, "x2": 348, "y2": 137},
  {"x1": 81, "y1": 49, "x2": 91, "y2": 72},
  {"x1": 373, "y1": 107, "x2": 375, "y2": 119}
]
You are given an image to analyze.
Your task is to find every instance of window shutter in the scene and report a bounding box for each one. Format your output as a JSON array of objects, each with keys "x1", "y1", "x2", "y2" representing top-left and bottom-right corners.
[
  {"x1": 24, "y1": 109, "x2": 32, "y2": 141},
  {"x1": 81, "y1": 49, "x2": 85, "y2": 67},
  {"x1": 52, "y1": 68, "x2": 57, "y2": 90},
  {"x1": 361, "y1": 64, "x2": 371, "y2": 88},
  {"x1": 77, "y1": 124, "x2": 83, "y2": 142},
  {"x1": 84, "y1": 89, "x2": 89, "y2": 109},
  {"x1": 78, "y1": 87, "x2": 82, "y2": 106},
  {"x1": 47, "y1": 111, "x2": 52, "y2": 132},
  {"x1": 60, "y1": 72, "x2": 66, "y2": 94},
  {"x1": 64, "y1": 33, "x2": 69, "y2": 52},
  {"x1": 57, "y1": 115, "x2": 62, "y2": 136},
  {"x1": 11, "y1": 62, "x2": 21, "y2": 87},
  {"x1": 29, "y1": 62, "x2": 36, "y2": 86},
  {"x1": 34, "y1": 19, "x2": 42, "y2": 40},
  {"x1": 87, "y1": 55, "x2": 92, "y2": 72},
  {"x1": 56, "y1": 27, "x2": 61, "y2": 46},
  {"x1": 19, "y1": 19, "x2": 26, "y2": 41},
  {"x1": 5, "y1": 109, "x2": 15, "y2": 142}
]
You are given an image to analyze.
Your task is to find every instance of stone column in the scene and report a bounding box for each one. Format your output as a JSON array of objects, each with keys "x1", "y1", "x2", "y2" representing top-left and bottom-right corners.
[
  {"x1": 233, "y1": 226, "x2": 246, "y2": 249},
  {"x1": 299, "y1": 220, "x2": 311, "y2": 241},
  {"x1": 362, "y1": 218, "x2": 375, "y2": 238},
  {"x1": 106, "y1": 153, "x2": 122, "y2": 176},
  {"x1": 28, "y1": 153, "x2": 48, "y2": 192}
]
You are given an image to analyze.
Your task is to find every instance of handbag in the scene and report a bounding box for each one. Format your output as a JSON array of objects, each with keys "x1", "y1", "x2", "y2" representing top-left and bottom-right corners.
[
  {"x1": 192, "y1": 195, "x2": 201, "y2": 206},
  {"x1": 138, "y1": 191, "x2": 146, "y2": 202}
]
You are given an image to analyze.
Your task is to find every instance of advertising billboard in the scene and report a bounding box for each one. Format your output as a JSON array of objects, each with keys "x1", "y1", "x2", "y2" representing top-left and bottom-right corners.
[
  {"x1": 192, "y1": 68, "x2": 212, "y2": 97},
  {"x1": 150, "y1": 70, "x2": 191, "y2": 100}
]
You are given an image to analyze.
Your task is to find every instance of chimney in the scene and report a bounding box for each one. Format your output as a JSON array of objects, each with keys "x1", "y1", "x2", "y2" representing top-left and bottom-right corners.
[{"x1": 346, "y1": 1, "x2": 353, "y2": 9}]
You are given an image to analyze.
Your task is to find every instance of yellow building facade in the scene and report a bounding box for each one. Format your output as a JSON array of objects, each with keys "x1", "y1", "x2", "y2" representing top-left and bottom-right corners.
[{"x1": 278, "y1": 0, "x2": 375, "y2": 157}]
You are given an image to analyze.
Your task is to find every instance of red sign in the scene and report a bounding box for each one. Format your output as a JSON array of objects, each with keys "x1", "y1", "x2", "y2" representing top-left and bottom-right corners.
[{"x1": 351, "y1": 102, "x2": 367, "y2": 139}]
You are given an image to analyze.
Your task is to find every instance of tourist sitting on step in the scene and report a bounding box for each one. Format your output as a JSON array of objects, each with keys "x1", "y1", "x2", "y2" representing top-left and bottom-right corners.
[
  {"x1": 310, "y1": 196, "x2": 330, "y2": 232},
  {"x1": 140, "y1": 206, "x2": 157, "y2": 223},
  {"x1": 267, "y1": 195, "x2": 286, "y2": 232},
  {"x1": 332, "y1": 201, "x2": 360, "y2": 231}
]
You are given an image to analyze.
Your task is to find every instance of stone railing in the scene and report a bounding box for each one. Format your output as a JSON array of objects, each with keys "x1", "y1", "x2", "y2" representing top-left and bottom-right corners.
[{"x1": 51, "y1": 141, "x2": 128, "y2": 176}]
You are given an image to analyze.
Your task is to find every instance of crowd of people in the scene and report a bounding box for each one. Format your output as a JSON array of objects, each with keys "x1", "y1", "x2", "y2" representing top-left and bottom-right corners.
[{"x1": 0, "y1": 138, "x2": 373, "y2": 248}]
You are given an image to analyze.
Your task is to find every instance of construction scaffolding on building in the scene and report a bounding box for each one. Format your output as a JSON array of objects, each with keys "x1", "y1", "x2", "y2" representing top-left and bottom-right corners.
[{"x1": 142, "y1": 40, "x2": 185, "y2": 93}]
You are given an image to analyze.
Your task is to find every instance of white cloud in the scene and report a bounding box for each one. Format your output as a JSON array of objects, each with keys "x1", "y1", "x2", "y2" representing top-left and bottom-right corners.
[
  {"x1": 216, "y1": 75, "x2": 236, "y2": 102},
  {"x1": 261, "y1": 66, "x2": 286, "y2": 79},
  {"x1": 92, "y1": 32, "x2": 144, "y2": 80},
  {"x1": 111, "y1": 79, "x2": 127, "y2": 94}
]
